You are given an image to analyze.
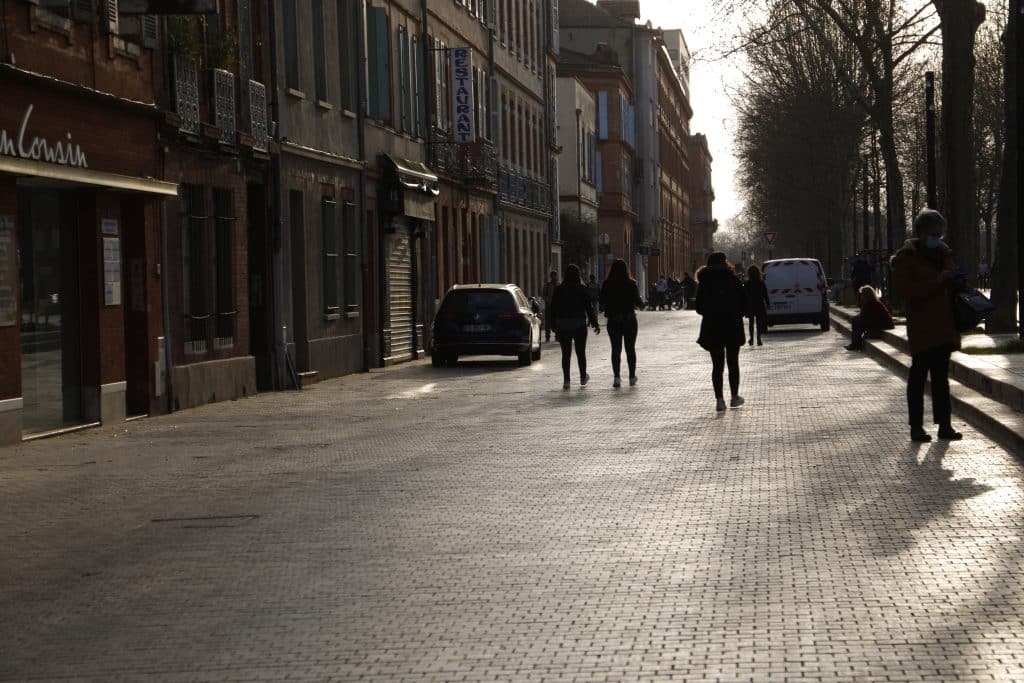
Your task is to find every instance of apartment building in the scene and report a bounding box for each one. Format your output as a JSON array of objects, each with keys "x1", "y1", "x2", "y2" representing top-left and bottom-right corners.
[{"x1": 687, "y1": 133, "x2": 716, "y2": 270}]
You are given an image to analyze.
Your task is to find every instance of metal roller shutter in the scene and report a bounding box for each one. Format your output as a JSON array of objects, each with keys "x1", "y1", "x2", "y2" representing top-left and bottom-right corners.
[{"x1": 384, "y1": 235, "x2": 415, "y2": 362}]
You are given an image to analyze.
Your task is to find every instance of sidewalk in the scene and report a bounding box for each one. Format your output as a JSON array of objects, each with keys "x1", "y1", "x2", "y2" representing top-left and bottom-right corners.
[{"x1": 831, "y1": 305, "x2": 1024, "y2": 452}]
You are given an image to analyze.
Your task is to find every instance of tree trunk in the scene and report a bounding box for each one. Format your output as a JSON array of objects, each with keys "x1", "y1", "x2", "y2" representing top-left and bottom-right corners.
[
  {"x1": 934, "y1": 0, "x2": 986, "y2": 279},
  {"x1": 988, "y1": 0, "x2": 1018, "y2": 331}
]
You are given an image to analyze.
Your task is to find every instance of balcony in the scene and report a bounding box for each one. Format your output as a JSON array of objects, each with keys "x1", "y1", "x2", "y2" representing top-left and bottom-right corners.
[
  {"x1": 499, "y1": 165, "x2": 552, "y2": 215},
  {"x1": 427, "y1": 132, "x2": 498, "y2": 186},
  {"x1": 211, "y1": 69, "x2": 236, "y2": 145},
  {"x1": 172, "y1": 53, "x2": 200, "y2": 135}
]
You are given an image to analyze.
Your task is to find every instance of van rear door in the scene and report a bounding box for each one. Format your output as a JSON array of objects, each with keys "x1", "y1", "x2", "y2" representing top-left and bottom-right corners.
[{"x1": 765, "y1": 260, "x2": 825, "y2": 316}]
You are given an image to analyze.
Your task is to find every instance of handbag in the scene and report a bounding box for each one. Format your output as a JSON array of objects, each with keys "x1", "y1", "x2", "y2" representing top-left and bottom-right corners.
[{"x1": 952, "y1": 287, "x2": 996, "y2": 332}]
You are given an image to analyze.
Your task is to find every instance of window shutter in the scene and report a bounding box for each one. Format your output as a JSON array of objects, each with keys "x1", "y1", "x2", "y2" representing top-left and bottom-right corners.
[
  {"x1": 72, "y1": 0, "x2": 95, "y2": 23},
  {"x1": 397, "y1": 25, "x2": 408, "y2": 132},
  {"x1": 412, "y1": 34, "x2": 425, "y2": 138},
  {"x1": 432, "y1": 38, "x2": 442, "y2": 128},
  {"x1": 488, "y1": 76, "x2": 499, "y2": 145},
  {"x1": 104, "y1": 0, "x2": 118, "y2": 34},
  {"x1": 141, "y1": 15, "x2": 158, "y2": 48},
  {"x1": 366, "y1": 7, "x2": 391, "y2": 120},
  {"x1": 597, "y1": 91, "x2": 608, "y2": 140},
  {"x1": 342, "y1": 202, "x2": 359, "y2": 310},
  {"x1": 312, "y1": 0, "x2": 327, "y2": 101},
  {"x1": 322, "y1": 198, "x2": 339, "y2": 311}
]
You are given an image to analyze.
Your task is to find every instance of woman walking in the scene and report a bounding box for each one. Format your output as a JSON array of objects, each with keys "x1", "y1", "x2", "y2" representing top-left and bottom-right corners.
[
  {"x1": 599, "y1": 259, "x2": 644, "y2": 388},
  {"x1": 744, "y1": 264, "x2": 769, "y2": 346},
  {"x1": 550, "y1": 264, "x2": 600, "y2": 390},
  {"x1": 891, "y1": 209, "x2": 964, "y2": 442},
  {"x1": 695, "y1": 252, "x2": 747, "y2": 411}
]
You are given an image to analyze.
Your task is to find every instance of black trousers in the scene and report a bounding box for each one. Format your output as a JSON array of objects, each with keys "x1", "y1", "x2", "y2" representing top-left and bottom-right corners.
[
  {"x1": 708, "y1": 344, "x2": 741, "y2": 399},
  {"x1": 747, "y1": 314, "x2": 766, "y2": 343},
  {"x1": 557, "y1": 327, "x2": 588, "y2": 381},
  {"x1": 607, "y1": 317, "x2": 638, "y2": 378},
  {"x1": 907, "y1": 345, "x2": 953, "y2": 429}
]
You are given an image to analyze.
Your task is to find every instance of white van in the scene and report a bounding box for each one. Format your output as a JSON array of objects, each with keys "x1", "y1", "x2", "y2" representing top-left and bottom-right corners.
[{"x1": 762, "y1": 258, "x2": 830, "y2": 331}]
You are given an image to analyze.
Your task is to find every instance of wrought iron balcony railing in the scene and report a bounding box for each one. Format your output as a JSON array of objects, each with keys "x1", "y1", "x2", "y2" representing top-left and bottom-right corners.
[{"x1": 427, "y1": 132, "x2": 498, "y2": 185}]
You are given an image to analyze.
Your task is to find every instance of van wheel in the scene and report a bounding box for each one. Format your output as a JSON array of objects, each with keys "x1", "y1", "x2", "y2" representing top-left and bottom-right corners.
[
  {"x1": 518, "y1": 350, "x2": 532, "y2": 366},
  {"x1": 820, "y1": 317, "x2": 831, "y2": 331},
  {"x1": 531, "y1": 344, "x2": 542, "y2": 361}
]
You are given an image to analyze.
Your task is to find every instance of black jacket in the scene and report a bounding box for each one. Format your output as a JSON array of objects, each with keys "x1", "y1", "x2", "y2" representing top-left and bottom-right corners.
[
  {"x1": 744, "y1": 279, "x2": 770, "y2": 317},
  {"x1": 599, "y1": 278, "x2": 643, "y2": 322},
  {"x1": 549, "y1": 282, "x2": 598, "y2": 329},
  {"x1": 695, "y1": 265, "x2": 746, "y2": 350}
]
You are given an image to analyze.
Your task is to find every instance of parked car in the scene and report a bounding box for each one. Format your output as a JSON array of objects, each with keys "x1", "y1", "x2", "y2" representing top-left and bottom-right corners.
[
  {"x1": 431, "y1": 284, "x2": 543, "y2": 367},
  {"x1": 763, "y1": 258, "x2": 831, "y2": 331}
]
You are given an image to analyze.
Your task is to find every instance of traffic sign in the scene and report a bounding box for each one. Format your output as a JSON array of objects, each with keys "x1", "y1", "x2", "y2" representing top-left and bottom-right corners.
[{"x1": 763, "y1": 231, "x2": 778, "y2": 247}]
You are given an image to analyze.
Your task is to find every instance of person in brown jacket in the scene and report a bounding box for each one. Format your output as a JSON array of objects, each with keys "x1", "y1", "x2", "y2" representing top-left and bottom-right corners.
[{"x1": 890, "y1": 209, "x2": 964, "y2": 442}]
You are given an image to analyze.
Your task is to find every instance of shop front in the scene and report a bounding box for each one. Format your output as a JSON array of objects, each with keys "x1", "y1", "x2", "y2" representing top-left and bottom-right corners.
[
  {"x1": 0, "y1": 86, "x2": 173, "y2": 444},
  {"x1": 380, "y1": 156, "x2": 438, "y2": 365}
]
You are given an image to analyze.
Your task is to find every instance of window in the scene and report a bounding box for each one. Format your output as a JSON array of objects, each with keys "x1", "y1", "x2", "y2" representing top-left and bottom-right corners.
[
  {"x1": 213, "y1": 189, "x2": 236, "y2": 343},
  {"x1": 342, "y1": 201, "x2": 359, "y2": 310},
  {"x1": 337, "y1": 0, "x2": 356, "y2": 111},
  {"x1": 397, "y1": 24, "x2": 411, "y2": 133},
  {"x1": 597, "y1": 91, "x2": 608, "y2": 140},
  {"x1": 181, "y1": 185, "x2": 208, "y2": 348},
  {"x1": 312, "y1": 0, "x2": 327, "y2": 101},
  {"x1": 283, "y1": 0, "x2": 299, "y2": 89},
  {"x1": 366, "y1": 6, "x2": 391, "y2": 121},
  {"x1": 322, "y1": 198, "x2": 339, "y2": 312}
]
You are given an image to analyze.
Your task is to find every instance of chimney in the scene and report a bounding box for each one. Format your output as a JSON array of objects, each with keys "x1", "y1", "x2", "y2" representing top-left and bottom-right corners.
[{"x1": 596, "y1": 0, "x2": 640, "y2": 22}]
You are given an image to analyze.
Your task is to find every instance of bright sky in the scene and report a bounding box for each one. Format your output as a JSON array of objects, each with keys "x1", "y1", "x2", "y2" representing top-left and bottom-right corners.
[{"x1": 639, "y1": 1, "x2": 747, "y2": 231}]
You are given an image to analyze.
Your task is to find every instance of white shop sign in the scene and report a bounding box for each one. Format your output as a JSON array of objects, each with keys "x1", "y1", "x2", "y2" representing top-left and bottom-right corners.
[
  {"x1": 451, "y1": 47, "x2": 475, "y2": 144},
  {"x1": 0, "y1": 105, "x2": 89, "y2": 169}
]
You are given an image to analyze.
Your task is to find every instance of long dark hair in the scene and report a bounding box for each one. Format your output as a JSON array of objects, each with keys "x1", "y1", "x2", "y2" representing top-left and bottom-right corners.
[
  {"x1": 606, "y1": 259, "x2": 631, "y2": 283},
  {"x1": 705, "y1": 251, "x2": 737, "y2": 276},
  {"x1": 563, "y1": 263, "x2": 582, "y2": 285},
  {"x1": 746, "y1": 265, "x2": 763, "y2": 283}
]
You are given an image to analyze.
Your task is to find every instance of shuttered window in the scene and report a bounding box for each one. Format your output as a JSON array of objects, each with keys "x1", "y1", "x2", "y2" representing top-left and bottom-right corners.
[
  {"x1": 397, "y1": 25, "x2": 410, "y2": 132},
  {"x1": 283, "y1": 0, "x2": 299, "y2": 89},
  {"x1": 213, "y1": 189, "x2": 236, "y2": 341},
  {"x1": 342, "y1": 202, "x2": 359, "y2": 311},
  {"x1": 312, "y1": 0, "x2": 327, "y2": 101},
  {"x1": 322, "y1": 198, "x2": 339, "y2": 312},
  {"x1": 366, "y1": 7, "x2": 391, "y2": 121},
  {"x1": 337, "y1": 0, "x2": 356, "y2": 111}
]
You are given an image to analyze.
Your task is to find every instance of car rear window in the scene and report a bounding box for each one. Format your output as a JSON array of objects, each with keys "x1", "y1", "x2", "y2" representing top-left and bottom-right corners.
[
  {"x1": 765, "y1": 261, "x2": 824, "y2": 288},
  {"x1": 441, "y1": 290, "x2": 516, "y2": 313}
]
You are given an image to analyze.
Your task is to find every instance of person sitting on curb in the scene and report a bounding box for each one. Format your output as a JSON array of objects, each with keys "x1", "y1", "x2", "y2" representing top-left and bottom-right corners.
[{"x1": 845, "y1": 285, "x2": 895, "y2": 351}]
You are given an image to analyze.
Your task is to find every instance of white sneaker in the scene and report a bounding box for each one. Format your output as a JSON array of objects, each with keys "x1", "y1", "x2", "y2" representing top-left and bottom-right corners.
[
  {"x1": 629, "y1": 375, "x2": 638, "y2": 386},
  {"x1": 581, "y1": 373, "x2": 590, "y2": 386},
  {"x1": 730, "y1": 395, "x2": 745, "y2": 408},
  {"x1": 716, "y1": 398, "x2": 727, "y2": 411},
  {"x1": 612, "y1": 377, "x2": 621, "y2": 388}
]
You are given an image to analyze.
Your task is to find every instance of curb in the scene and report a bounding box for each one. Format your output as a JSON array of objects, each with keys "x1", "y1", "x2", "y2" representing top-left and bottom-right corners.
[{"x1": 831, "y1": 311, "x2": 1024, "y2": 454}]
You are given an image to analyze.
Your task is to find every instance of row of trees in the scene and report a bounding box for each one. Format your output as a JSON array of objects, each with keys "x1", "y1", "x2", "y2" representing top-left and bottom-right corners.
[{"x1": 718, "y1": 0, "x2": 1018, "y2": 330}]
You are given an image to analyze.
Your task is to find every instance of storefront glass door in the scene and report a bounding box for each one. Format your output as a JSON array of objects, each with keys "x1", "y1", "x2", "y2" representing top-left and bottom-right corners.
[{"x1": 19, "y1": 189, "x2": 83, "y2": 433}]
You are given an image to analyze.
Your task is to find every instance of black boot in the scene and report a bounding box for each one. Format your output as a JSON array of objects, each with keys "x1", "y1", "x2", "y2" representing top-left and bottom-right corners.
[
  {"x1": 938, "y1": 425, "x2": 963, "y2": 440},
  {"x1": 911, "y1": 427, "x2": 932, "y2": 443}
]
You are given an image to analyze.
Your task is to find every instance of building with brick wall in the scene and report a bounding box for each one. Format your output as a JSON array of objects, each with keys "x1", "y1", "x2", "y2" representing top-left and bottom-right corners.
[{"x1": 687, "y1": 133, "x2": 716, "y2": 271}]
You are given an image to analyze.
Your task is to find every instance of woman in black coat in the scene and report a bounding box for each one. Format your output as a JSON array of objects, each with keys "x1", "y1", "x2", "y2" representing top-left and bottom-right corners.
[
  {"x1": 695, "y1": 252, "x2": 747, "y2": 411},
  {"x1": 599, "y1": 259, "x2": 644, "y2": 388},
  {"x1": 549, "y1": 263, "x2": 600, "y2": 390},
  {"x1": 744, "y1": 264, "x2": 770, "y2": 346}
]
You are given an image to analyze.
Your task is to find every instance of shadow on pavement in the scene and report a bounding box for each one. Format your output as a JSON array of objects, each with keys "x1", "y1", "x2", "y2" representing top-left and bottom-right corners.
[{"x1": 371, "y1": 358, "x2": 525, "y2": 381}]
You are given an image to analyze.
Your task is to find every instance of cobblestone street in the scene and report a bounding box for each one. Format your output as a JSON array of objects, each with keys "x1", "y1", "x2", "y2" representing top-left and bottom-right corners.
[{"x1": 2, "y1": 310, "x2": 1024, "y2": 682}]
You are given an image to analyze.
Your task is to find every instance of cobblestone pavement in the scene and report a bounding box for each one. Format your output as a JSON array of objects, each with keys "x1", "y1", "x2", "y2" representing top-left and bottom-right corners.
[{"x1": 2, "y1": 311, "x2": 1024, "y2": 682}]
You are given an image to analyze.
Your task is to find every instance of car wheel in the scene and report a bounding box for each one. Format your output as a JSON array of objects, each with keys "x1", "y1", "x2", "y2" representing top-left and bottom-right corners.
[
  {"x1": 531, "y1": 343, "x2": 542, "y2": 361},
  {"x1": 518, "y1": 350, "x2": 532, "y2": 366}
]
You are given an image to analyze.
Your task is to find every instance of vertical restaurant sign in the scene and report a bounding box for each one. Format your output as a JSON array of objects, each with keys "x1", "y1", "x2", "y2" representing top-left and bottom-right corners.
[
  {"x1": 0, "y1": 105, "x2": 89, "y2": 169},
  {"x1": 451, "y1": 47, "x2": 475, "y2": 144}
]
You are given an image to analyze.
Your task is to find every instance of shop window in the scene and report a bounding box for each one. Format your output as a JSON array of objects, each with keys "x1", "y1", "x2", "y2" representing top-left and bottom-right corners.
[
  {"x1": 213, "y1": 189, "x2": 236, "y2": 347},
  {"x1": 181, "y1": 184, "x2": 209, "y2": 353},
  {"x1": 322, "y1": 198, "x2": 339, "y2": 312}
]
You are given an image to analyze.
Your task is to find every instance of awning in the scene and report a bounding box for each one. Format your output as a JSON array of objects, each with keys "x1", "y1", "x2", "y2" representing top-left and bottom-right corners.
[
  {"x1": 384, "y1": 154, "x2": 439, "y2": 196},
  {"x1": 0, "y1": 156, "x2": 179, "y2": 196}
]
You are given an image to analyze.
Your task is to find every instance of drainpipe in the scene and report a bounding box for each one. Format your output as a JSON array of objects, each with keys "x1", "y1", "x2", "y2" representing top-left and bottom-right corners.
[
  {"x1": 158, "y1": 138, "x2": 174, "y2": 414},
  {"x1": 266, "y1": 0, "x2": 288, "y2": 388},
  {"x1": 355, "y1": 0, "x2": 373, "y2": 369}
]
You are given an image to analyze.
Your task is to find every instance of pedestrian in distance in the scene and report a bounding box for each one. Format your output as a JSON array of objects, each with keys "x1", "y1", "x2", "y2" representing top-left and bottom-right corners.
[
  {"x1": 851, "y1": 251, "x2": 874, "y2": 289},
  {"x1": 599, "y1": 259, "x2": 644, "y2": 388},
  {"x1": 695, "y1": 252, "x2": 747, "y2": 411},
  {"x1": 587, "y1": 273, "x2": 601, "y2": 315},
  {"x1": 891, "y1": 209, "x2": 965, "y2": 442},
  {"x1": 550, "y1": 263, "x2": 600, "y2": 390},
  {"x1": 744, "y1": 264, "x2": 769, "y2": 346},
  {"x1": 845, "y1": 285, "x2": 894, "y2": 351},
  {"x1": 541, "y1": 270, "x2": 559, "y2": 342}
]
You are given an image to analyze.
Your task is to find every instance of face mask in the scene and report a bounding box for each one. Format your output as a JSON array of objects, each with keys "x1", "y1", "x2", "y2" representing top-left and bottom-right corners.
[{"x1": 925, "y1": 236, "x2": 942, "y2": 249}]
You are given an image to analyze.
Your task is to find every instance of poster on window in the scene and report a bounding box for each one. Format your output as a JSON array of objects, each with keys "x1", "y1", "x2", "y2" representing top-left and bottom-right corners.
[
  {"x1": 103, "y1": 237, "x2": 122, "y2": 306},
  {"x1": 451, "y1": 47, "x2": 474, "y2": 144},
  {"x1": 0, "y1": 215, "x2": 15, "y2": 326}
]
